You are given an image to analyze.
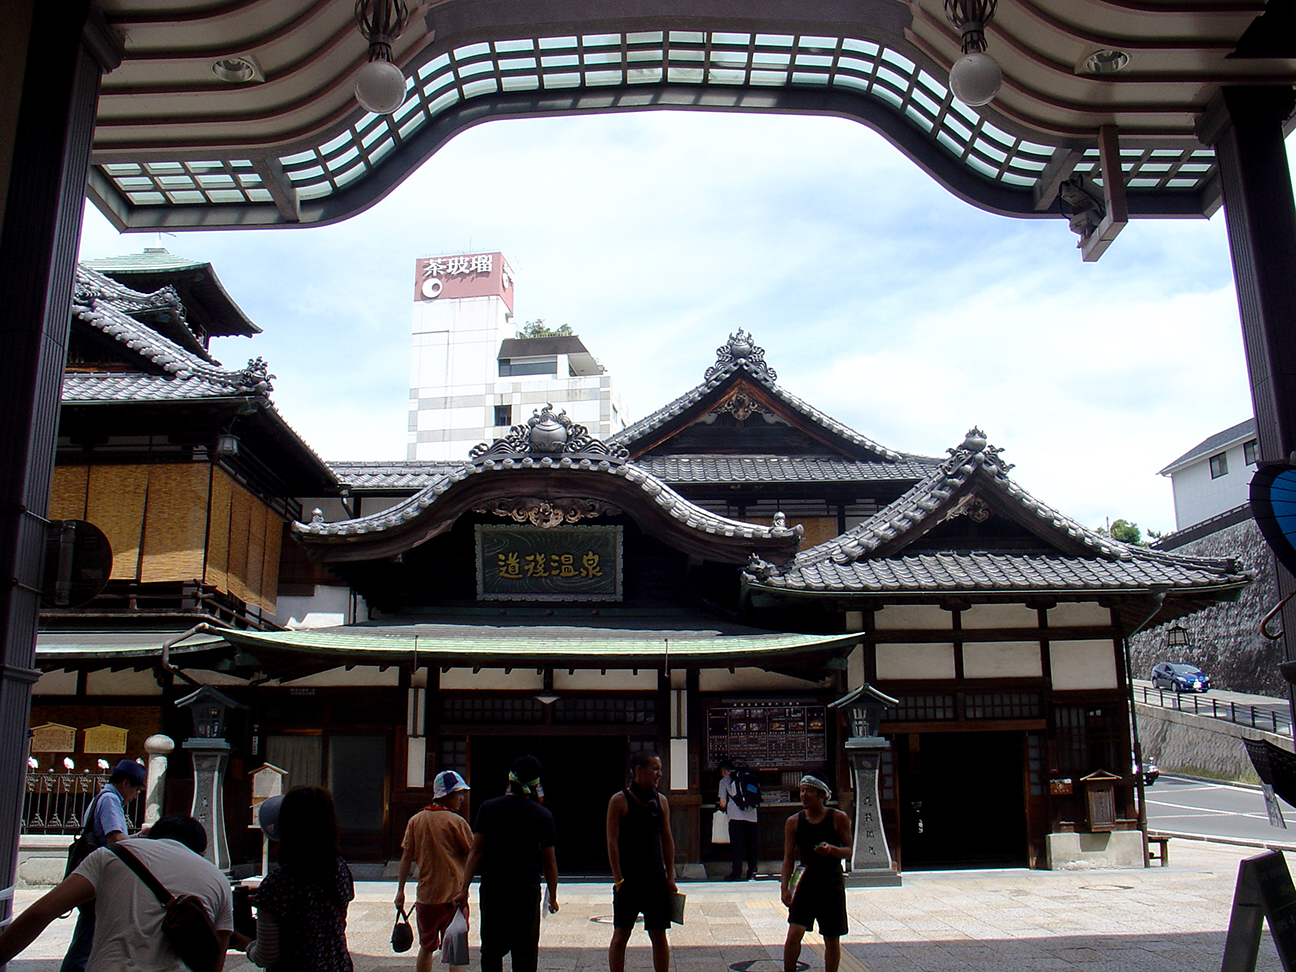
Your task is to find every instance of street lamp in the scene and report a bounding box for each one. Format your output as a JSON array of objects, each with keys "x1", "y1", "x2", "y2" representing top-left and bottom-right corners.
[
  {"x1": 1166, "y1": 624, "x2": 1191, "y2": 651},
  {"x1": 354, "y1": 0, "x2": 410, "y2": 115},
  {"x1": 944, "y1": 0, "x2": 1002, "y2": 107}
]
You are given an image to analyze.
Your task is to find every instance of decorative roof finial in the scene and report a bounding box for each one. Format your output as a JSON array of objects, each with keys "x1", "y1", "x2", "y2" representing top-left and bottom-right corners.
[
  {"x1": 469, "y1": 404, "x2": 630, "y2": 463},
  {"x1": 704, "y1": 330, "x2": 777, "y2": 383}
]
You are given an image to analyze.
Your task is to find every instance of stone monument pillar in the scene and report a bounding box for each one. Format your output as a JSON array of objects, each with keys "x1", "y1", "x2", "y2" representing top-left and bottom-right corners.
[
  {"x1": 829, "y1": 685, "x2": 902, "y2": 887},
  {"x1": 176, "y1": 686, "x2": 244, "y2": 872},
  {"x1": 143, "y1": 733, "x2": 174, "y2": 828}
]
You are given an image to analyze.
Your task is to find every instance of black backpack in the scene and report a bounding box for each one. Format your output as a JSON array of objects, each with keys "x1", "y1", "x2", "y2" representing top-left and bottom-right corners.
[{"x1": 732, "y1": 769, "x2": 762, "y2": 810}]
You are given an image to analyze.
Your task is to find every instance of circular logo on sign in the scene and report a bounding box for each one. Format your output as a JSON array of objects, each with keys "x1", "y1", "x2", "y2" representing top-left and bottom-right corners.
[{"x1": 421, "y1": 277, "x2": 443, "y2": 299}]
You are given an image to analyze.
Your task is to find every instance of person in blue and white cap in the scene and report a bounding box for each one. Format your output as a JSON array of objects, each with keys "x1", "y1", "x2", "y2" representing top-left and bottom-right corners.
[
  {"x1": 58, "y1": 758, "x2": 148, "y2": 972},
  {"x1": 780, "y1": 775, "x2": 852, "y2": 972},
  {"x1": 396, "y1": 770, "x2": 474, "y2": 972},
  {"x1": 455, "y1": 755, "x2": 558, "y2": 972}
]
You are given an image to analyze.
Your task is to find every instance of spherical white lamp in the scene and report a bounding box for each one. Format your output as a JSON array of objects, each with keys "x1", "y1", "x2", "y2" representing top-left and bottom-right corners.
[
  {"x1": 355, "y1": 59, "x2": 407, "y2": 114},
  {"x1": 949, "y1": 51, "x2": 1002, "y2": 107}
]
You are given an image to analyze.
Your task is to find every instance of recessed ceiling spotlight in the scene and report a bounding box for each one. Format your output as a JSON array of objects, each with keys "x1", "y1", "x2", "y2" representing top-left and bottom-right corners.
[
  {"x1": 1080, "y1": 50, "x2": 1130, "y2": 75},
  {"x1": 211, "y1": 55, "x2": 264, "y2": 83}
]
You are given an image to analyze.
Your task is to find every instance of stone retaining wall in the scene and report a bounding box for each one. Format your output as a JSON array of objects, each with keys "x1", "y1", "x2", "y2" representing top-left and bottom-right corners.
[{"x1": 1136, "y1": 702, "x2": 1284, "y2": 783}]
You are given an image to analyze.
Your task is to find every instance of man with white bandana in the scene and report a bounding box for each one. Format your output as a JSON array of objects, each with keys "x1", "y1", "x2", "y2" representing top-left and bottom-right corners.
[
  {"x1": 455, "y1": 754, "x2": 558, "y2": 972},
  {"x1": 781, "y1": 775, "x2": 851, "y2": 972}
]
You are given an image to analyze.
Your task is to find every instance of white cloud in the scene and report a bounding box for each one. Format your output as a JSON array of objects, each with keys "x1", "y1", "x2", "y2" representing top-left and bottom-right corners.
[{"x1": 78, "y1": 109, "x2": 1267, "y2": 537}]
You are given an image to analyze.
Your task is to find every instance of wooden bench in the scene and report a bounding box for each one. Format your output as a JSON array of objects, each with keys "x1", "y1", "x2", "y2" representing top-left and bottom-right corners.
[{"x1": 1147, "y1": 834, "x2": 1170, "y2": 866}]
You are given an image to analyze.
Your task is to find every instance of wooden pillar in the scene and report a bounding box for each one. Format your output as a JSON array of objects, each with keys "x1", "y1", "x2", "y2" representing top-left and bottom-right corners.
[
  {"x1": 0, "y1": 1, "x2": 118, "y2": 937},
  {"x1": 1198, "y1": 86, "x2": 1296, "y2": 726}
]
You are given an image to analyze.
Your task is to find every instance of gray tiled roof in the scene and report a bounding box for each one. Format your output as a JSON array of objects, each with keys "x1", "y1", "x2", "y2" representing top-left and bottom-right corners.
[
  {"x1": 748, "y1": 428, "x2": 1248, "y2": 595},
  {"x1": 635, "y1": 455, "x2": 939, "y2": 484},
  {"x1": 329, "y1": 461, "x2": 464, "y2": 490},
  {"x1": 1159, "y1": 418, "x2": 1256, "y2": 475},
  {"x1": 609, "y1": 333, "x2": 917, "y2": 464},
  {"x1": 296, "y1": 457, "x2": 801, "y2": 544},
  {"x1": 325, "y1": 454, "x2": 939, "y2": 491},
  {"x1": 62, "y1": 373, "x2": 255, "y2": 403},
  {"x1": 790, "y1": 429, "x2": 1127, "y2": 567},
  {"x1": 754, "y1": 550, "x2": 1249, "y2": 594},
  {"x1": 70, "y1": 265, "x2": 273, "y2": 397}
]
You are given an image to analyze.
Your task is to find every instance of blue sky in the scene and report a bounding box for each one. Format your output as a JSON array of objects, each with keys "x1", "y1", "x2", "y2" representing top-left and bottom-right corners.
[{"x1": 79, "y1": 109, "x2": 1276, "y2": 536}]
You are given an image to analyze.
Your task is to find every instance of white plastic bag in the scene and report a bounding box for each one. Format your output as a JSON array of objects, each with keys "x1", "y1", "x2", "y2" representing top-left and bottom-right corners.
[
  {"x1": 440, "y1": 908, "x2": 469, "y2": 966},
  {"x1": 711, "y1": 810, "x2": 730, "y2": 845}
]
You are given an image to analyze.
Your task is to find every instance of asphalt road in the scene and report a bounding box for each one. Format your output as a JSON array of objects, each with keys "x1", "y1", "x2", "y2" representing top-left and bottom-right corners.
[{"x1": 1146, "y1": 774, "x2": 1296, "y2": 846}]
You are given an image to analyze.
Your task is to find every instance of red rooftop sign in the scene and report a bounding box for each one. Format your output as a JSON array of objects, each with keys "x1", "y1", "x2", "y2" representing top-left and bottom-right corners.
[{"x1": 413, "y1": 251, "x2": 514, "y2": 311}]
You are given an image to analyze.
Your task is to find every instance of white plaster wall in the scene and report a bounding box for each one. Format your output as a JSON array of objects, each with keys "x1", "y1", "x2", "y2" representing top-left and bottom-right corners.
[
  {"x1": 439, "y1": 668, "x2": 546, "y2": 690},
  {"x1": 1048, "y1": 640, "x2": 1119, "y2": 690},
  {"x1": 553, "y1": 669, "x2": 658, "y2": 690},
  {"x1": 278, "y1": 666, "x2": 399, "y2": 687},
  {"x1": 1048, "y1": 602, "x2": 1111, "y2": 628},
  {"x1": 698, "y1": 668, "x2": 825, "y2": 691},
  {"x1": 963, "y1": 641, "x2": 1043, "y2": 678},
  {"x1": 32, "y1": 670, "x2": 77, "y2": 695},
  {"x1": 86, "y1": 669, "x2": 161, "y2": 696},
  {"x1": 1169, "y1": 439, "x2": 1254, "y2": 530},
  {"x1": 273, "y1": 584, "x2": 360, "y2": 629},
  {"x1": 876, "y1": 644, "x2": 956, "y2": 680},
  {"x1": 961, "y1": 604, "x2": 1039, "y2": 629},
  {"x1": 875, "y1": 605, "x2": 951, "y2": 631}
]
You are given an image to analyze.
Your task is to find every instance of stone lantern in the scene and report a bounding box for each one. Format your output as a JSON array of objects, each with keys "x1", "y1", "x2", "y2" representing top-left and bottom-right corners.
[
  {"x1": 176, "y1": 685, "x2": 244, "y2": 871},
  {"x1": 828, "y1": 684, "x2": 902, "y2": 886}
]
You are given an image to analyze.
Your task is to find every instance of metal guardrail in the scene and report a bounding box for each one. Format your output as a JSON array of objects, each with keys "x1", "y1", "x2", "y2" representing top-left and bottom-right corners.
[
  {"x1": 20, "y1": 771, "x2": 145, "y2": 836},
  {"x1": 1137, "y1": 686, "x2": 1292, "y2": 736}
]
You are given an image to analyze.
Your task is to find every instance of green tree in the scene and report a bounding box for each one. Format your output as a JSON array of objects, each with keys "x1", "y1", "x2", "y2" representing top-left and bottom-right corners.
[
  {"x1": 1097, "y1": 518, "x2": 1144, "y2": 545},
  {"x1": 517, "y1": 319, "x2": 572, "y2": 338}
]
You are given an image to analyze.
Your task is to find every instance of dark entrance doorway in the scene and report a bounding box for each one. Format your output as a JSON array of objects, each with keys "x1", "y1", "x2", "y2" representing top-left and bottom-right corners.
[
  {"x1": 897, "y1": 730, "x2": 1027, "y2": 869},
  {"x1": 469, "y1": 734, "x2": 629, "y2": 873}
]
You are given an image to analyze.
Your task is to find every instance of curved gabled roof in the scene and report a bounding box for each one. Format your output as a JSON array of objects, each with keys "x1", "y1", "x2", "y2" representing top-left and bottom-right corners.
[
  {"x1": 746, "y1": 427, "x2": 1251, "y2": 601},
  {"x1": 294, "y1": 453, "x2": 804, "y2": 564},
  {"x1": 610, "y1": 331, "x2": 931, "y2": 465}
]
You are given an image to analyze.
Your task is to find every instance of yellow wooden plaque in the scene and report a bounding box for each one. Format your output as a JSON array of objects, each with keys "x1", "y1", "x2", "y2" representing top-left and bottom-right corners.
[
  {"x1": 31, "y1": 723, "x2": 77, "y2": 753},
  {"x1": 83, "y1": 724, "x2": 128, "y2": 754}
]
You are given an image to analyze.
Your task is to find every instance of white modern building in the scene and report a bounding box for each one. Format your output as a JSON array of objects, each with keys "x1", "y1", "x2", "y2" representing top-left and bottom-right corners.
[
  {"x1": 1158, "y1": 418, "x2": 1259, "y2": 531},
  {"x1": 408, "y1": 251, "x2": 625, "y2": 460}
]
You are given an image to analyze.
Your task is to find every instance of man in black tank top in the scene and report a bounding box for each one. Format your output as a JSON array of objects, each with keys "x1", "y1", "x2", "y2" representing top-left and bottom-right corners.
[
  {"x1": 606, "y1": 751, "x2": 677, "y2": 972},
  {"x1": 780, "y1": 775, "x2": 852, "y2": 972}
]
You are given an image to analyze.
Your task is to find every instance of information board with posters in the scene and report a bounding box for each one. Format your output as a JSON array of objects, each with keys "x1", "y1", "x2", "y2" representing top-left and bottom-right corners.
[{"x1": 706, "y1": 703, "x2": 828, "y2": 765}]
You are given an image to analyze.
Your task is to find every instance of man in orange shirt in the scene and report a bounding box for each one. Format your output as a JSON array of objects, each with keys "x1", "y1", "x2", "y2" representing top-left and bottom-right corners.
[{"x1": 396, "y1": 770, "x2": 474, "y2": 972}]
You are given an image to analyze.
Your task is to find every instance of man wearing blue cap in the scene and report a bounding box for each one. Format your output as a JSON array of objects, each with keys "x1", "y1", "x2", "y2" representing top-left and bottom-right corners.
[
  {"x1": 59, "y1": 758, "x2": 148, "y2": 972},
  {"x1": 397, "y1": 770, "x2": 474, "y2": 972}
]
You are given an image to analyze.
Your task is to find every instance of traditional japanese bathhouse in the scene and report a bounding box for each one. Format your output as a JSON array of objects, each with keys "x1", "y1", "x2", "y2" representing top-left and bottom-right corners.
[{"x1": 37, "y1": 330, "x2": 1248, "y2": 872}]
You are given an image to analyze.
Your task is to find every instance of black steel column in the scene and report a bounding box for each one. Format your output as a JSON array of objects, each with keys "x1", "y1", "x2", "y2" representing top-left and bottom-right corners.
[
  {"x1": 0, "y1": 0, "x2": 115, "y2": 944},
  {"x1": 1199, "y1": 85, "x2": 1296, "y2": 726}
]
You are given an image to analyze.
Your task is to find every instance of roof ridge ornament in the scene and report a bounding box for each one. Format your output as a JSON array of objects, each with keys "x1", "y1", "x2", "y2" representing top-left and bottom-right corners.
[
  {"x1": 469, "y1": 403, "x2": 630, "y2": 463},
  {"x1": 704, "y1": 329, "x2": 777, "y2": 384}
]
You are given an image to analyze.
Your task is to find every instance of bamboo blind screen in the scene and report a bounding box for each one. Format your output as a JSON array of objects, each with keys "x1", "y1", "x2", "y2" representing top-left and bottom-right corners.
[
  {"x1": 85, "y1": 466, "x2": 148, "y2": 581},
  {"x1": 140, "y1": 464, "x2": 209, "y2": 583},
  {"x1": 52, "y1": 462, "x2": 284, "y2": 613},
  {"x1": 48, "y1": 466, "x2": 89, "y2": 520},
  {"x1": 204, "y1": 468, "x2": 232, "y2": 594}
]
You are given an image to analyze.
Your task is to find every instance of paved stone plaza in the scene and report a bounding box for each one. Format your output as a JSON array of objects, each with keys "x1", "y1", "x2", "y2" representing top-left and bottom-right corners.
[{"x1": 4, "y1": 839, "x2": 1285, "y2": 971}]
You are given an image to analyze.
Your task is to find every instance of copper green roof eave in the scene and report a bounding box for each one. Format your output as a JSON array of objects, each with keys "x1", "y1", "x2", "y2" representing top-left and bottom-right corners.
[{"x1": 198, "y1": 625, "x2": 861, "y2": 666}]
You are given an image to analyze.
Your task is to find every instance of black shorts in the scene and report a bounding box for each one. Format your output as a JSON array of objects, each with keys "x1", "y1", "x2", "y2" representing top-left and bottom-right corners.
[
  {"x1": 613, "y1": 877, "x2": 671, "y2": 931},
  {"x1": 788, "y1": 874, "x2": 848, "y2": 938}
]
